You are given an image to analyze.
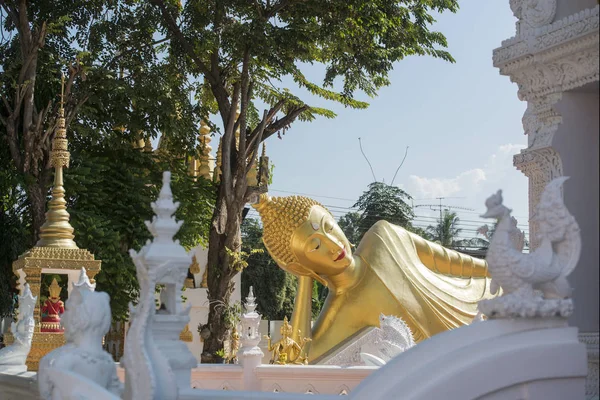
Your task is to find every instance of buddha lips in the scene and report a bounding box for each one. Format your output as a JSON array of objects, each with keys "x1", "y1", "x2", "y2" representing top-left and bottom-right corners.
[{"x1": 335, "y1": 248, "x2": 346, "y2": 262}]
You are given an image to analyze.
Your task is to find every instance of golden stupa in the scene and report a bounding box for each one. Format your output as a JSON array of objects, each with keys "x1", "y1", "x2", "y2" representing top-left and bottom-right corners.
[{"x1": 8, "y1": 75, "x2": 102, "y2": 370}]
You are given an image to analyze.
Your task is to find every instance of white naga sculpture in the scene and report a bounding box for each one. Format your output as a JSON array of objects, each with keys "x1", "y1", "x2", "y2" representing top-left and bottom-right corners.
[
  {"x1": 359, "y1": 314, "x2": 415, "y2": 367},
  {"x1": 121, "y1": 171, "x2": 196, "y2": 400},
  {"x1": 479, "y1": 177, "x2": 581, "y2": 318},
  {"x1": 0, "y1": 283, "x2": 36, "y2": 371},
  {"x1": 38, "y1": 268, "x2": 122, "y2": 399}
]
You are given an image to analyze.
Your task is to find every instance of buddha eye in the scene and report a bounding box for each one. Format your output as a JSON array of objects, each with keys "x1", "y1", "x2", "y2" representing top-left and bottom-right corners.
[
  {"x1": 324, "y1": 220, "x2": 334, "y2": 233},
  {"x1": 309, "y1": 238, "x2": 321, "y2": 252}
]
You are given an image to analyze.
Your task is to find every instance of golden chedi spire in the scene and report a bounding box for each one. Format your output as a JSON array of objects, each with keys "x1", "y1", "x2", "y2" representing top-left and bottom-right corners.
[
  {"x1": 188, "y1": 156, "x2": 199, "y2": 179},
  {"x1": 252, "y1": 194, "x2": 324, "y2": 266},
  {"x1": 198, "y1": 120, "x2": 213, "y2": 180},
  {"x1": 36, "y1": 74, "x2": 78, "y2": 249}
]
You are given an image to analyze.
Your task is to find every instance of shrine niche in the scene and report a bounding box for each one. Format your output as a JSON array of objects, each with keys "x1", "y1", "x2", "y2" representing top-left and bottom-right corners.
[{"x1": 39, "y1": 275, "x2": 67, "y2": 333}]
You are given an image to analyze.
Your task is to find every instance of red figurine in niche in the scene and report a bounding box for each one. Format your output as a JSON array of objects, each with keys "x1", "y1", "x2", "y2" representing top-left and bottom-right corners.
[{"x1": 40, "y1": 278, "x2": 65, "y2": 333}]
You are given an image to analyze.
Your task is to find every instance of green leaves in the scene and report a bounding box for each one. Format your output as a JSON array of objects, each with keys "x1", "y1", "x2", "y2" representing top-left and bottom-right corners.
[
  {"x1": 65, "y1": 142, "x2": 215, "y2": 321},
  {"x1": 353, "y1": 181, "x2": 415, "y2": 239},
  {"x1": 426, "y1": 210, "x2": 462, "y2": 247},
  {"x1": 240, "y1": 218, "x2": 297, "y2": 321}
]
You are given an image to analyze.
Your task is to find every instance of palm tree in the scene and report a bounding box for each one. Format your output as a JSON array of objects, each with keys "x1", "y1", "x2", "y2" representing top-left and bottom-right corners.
[{"x1": 427, "y1": 210, "x2": 462, "y2": 248}]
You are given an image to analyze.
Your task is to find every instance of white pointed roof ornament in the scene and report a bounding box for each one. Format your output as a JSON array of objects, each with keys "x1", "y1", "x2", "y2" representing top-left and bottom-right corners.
[
  {"x1": 73, "y1": 267, "x2": 96, "y2": 292},
  {"x1": 245, "y1": 286, "x2": 257, "y2": 313}
]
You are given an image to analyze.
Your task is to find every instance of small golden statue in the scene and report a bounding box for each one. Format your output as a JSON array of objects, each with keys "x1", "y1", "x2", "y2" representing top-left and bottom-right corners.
[
  {"x1": 228, "y1": 327, "x2": 241, "y2": 364},
  {"x1": 264, "y1": 316, "x2": 311, "y2": 365},
  {"x1": 179, "y1": 324, "x2": 193, "y2": 342},
  {"x1": 40, "y1": 279, "x2": 65, "y2": 333}
]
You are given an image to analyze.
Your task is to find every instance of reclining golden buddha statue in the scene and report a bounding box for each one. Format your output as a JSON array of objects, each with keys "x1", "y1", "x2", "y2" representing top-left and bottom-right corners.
[{"x1": 253, "y1": 194, "x2": 499, "y2": 363}]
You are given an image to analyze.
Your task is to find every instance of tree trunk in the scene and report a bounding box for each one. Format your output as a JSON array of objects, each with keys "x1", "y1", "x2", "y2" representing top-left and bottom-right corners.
[{"x1": 201, "y1": 194, "x2": 244, "y2": 363}]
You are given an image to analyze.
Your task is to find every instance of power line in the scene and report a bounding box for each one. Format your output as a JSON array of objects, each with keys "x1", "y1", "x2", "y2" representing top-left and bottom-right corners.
[{"x1": 267, "y1": 188, "x2": 529, "y2": 220}]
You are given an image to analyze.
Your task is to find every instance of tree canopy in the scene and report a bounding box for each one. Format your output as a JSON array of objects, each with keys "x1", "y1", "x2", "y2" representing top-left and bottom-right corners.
[
  {"x1": 0, "y1": 0, "x2": 214, "y2": 319},
  {"x1": 353, "y1": 182, "x2": 415, "y2": 239},
  {"x1": 426, "y1": 209, "x2": 462, "y2": 248}
]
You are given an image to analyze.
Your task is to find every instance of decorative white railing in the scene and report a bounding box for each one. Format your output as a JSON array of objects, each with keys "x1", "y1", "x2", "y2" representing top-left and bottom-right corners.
[{"x1": 116, "y1": 364, "x2": 374, "y2": 395}]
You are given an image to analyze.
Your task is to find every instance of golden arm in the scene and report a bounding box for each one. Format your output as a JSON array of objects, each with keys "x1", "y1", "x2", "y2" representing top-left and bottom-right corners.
[{"x1": 409, "y1": 231, "x2": 490, "y2": 278}]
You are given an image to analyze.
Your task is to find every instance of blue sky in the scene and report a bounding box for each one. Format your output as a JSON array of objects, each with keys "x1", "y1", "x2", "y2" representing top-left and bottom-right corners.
[{"x1": 242, "y1": 1, "x2": 530, "y2": 241}]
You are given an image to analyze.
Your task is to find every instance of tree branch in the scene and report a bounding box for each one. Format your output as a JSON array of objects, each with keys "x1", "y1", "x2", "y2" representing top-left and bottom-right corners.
[
  {"x1": 261, "y1": 105, "x2": 309, "y2": 141},
  {"x1": 150, "y1": 0, "x2": 213, "y2": 82},
  {"x1": 245, "y1": 110, "x2": 267, "y2": 175},
  {"x1": 221, "y1": 83, "x2": 240, "y2": 197}
]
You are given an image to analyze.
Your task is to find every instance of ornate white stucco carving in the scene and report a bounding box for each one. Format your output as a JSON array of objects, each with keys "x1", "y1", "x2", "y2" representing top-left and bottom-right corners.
[
  {"x1": 511, "y1": 0, "x2": 557, "y2": 33},
  {"x1": 479, "y1": 177, "x2": 581, "y2": 319},
  {"x1": 0, "y1": 284, "x2": 36, "y2": 370},
  {"x1": 514, "y1": 146, "x2": 563, "y2": 248},
  {"x1": 38, "y1": 268, "x2": 122, "y2": 399},
  {"x1": 494, "y1": 5, "x2": 599, "y2": 103},
  {"x1": 579, "y1": 332, "x2": 599, "y2": 400},
  {"x1": 121, "y1": 171, "x2": 196, "y2": 400},
  {"x1": 321, "y1": 314, "x2": 414, "y2": 367}
]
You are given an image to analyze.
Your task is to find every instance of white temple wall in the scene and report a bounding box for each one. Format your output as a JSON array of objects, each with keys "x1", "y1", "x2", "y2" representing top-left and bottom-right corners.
[
  {"x1": 555, "y1": 0, "x2": 598, "y2": 20},
  {"x1": 552, "y1": 88, "x2": 600, "y2": 333}
]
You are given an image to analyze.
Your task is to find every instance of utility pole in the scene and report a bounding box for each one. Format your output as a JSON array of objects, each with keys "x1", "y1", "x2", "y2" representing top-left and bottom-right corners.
[{"x1": 414, "y1": 197, "x2": 474, "y2": 246}]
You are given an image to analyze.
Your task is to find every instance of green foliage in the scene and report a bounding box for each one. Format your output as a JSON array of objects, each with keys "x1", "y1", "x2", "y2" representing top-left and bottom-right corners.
[
  {"x1": 0, "y1": 149, "x2": 30, "y2": 317},
  {"x1": 1, "y1": 1, "x2": 212, "y2": 321},
  {"x1": 407, "y1": 225, "x2": 432, "y2": 240},
  {"x1": 426, "y1": 210, "x2": 462, "y2": 247},
  {"x1": 214, "y1": 349, "x2": 226, "y2": 358},
  {"x1": 312, "y1": 280, "x2": 328, "y2": 320},
  {"x1": 353, "y1": 182, "x2": 415, "y2": 239},
  {"x1": 240, "y1": 218, "x2": 296, "y2": 321},
  {"x1": 66, "y1": 142, "x2": 215, "y2": 321},
  {"x1": 222, "y1": 301, "x2": 242, "y2": 330},
  {"x1": 337, "y1": 212, "x2": 362, "y2": 246},
  {"x1": 166, "y1": 0, "x2": 459, "y2": 124},
  {"x1": 225, "y1": 246, "x2": 264, "y2": 272}
]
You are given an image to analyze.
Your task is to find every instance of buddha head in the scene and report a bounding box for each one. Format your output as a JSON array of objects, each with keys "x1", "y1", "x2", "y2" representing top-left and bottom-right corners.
[{"x1": 253, "y1": 194, "x2": 352, "y2": 285}]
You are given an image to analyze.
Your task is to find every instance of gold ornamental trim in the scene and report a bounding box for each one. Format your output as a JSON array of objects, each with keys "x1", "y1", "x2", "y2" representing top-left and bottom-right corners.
[
  {"x1": 12, "y1": 247, "x2": 101, "y2": 274},
  {"x1": 25, "y1": 332, "x2": 67, "y2": 371}
]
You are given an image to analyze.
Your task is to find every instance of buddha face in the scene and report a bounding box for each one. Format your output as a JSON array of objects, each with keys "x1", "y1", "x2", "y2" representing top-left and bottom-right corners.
[{"x1": 290, "y1": 205, "x2": 353, "y2": 276}]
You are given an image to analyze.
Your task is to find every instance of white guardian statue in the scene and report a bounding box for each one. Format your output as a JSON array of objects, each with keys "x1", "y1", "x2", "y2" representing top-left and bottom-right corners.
[
  {"x1": 0, "y1": 283, "x2": 36, "y2": 372},
  {"x1": 479, "y1": 177, "x2": 581, "y2": 318},
  {"x1": 38, "y1": 268, "x2": 122, "y2": 399}
]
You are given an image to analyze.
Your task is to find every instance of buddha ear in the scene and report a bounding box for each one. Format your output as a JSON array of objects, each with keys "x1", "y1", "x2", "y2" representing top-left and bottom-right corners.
[{"x1": 286, "y1": 262, "x2": 328, "y2": 287}]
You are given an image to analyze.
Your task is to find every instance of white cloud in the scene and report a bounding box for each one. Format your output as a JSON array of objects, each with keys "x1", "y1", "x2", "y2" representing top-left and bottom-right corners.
[
  {"x1": 409, "y1": 169, "x2": 486, "y2": 200},
  {"x1": 406, "y1": 143, "x2": 529, "y2": 221}
]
